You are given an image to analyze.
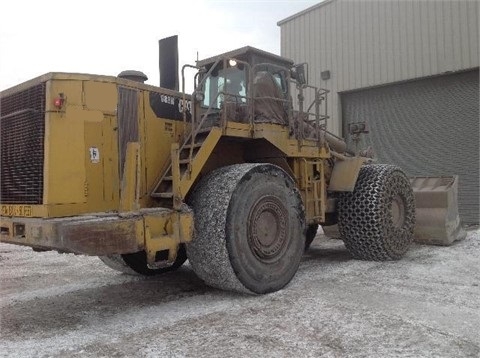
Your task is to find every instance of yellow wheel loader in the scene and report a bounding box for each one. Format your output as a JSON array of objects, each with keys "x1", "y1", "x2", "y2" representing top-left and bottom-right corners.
[{"x1": 0, "y1": 37, "x2": 463, "y2": 294}]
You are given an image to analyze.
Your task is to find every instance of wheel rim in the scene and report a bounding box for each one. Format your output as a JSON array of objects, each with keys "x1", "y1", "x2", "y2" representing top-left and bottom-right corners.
[
  {"x1": 391, "y1": 194, "x2": 406, "y2": 228},
  {"x1": 247, "y1": 195, "x2": 288, "y2": 264}
]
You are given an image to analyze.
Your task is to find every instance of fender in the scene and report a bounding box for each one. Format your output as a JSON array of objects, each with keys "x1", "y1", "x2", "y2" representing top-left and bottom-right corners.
[{"x1": 328, "y1": 157, "x2": 367, "y2": 192}]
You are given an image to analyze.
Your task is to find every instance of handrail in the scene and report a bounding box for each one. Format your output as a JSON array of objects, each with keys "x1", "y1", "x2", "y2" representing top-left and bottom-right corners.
[
  {"x1": 181, "y1": 64, "x2": 199, "y2": 126},
  {"x1": 295, "y1": 84, "x2": 330, "y2": 146},
  {"x1": 182, "y1": 58, "x2": 223, "y2": 165}
]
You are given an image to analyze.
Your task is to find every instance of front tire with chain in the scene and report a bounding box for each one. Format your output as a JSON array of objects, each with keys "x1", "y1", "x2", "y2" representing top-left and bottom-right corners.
[
  {"x1": 338, "y1": 164, "x2": 415, "y2": 260},
  {"x1": 187, "y1": 163, "x2": 305, "y2": 294}
]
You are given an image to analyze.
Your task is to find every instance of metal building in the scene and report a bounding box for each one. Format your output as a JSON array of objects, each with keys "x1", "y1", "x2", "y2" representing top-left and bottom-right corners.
[{"x1": 278, "y1": 0, "x2": 479, "y2": 224}]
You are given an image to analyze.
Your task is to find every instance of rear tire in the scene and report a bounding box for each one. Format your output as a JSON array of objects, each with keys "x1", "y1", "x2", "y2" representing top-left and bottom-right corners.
[
  {"x1": 187, "y1": 163, "x2": 305, "y2": 294},
  {"x1": 338, "y1": 164, "x2": 415, "y2": 260},
  {"x1": 99, "y1": 245, "x2": 187, "y2": 276}
]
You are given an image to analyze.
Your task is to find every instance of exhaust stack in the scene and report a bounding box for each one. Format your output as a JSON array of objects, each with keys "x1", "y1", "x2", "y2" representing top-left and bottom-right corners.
[{"x1": 159, "y1": 35, "x2": 179, "y2": 91}]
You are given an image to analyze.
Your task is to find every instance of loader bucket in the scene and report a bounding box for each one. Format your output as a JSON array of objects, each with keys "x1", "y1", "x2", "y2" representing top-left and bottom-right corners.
[{"x1": 410, "y1": 176, "x2": 466, "y2": 246}]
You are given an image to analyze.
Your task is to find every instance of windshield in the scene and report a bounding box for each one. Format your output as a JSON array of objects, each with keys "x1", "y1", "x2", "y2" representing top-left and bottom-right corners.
[{"x1": 202, "y1": 66, "x2": 246, "y2": 109}]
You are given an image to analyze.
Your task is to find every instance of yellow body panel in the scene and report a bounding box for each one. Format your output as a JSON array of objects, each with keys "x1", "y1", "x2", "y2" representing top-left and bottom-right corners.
[
  {"x1": 44, "y1": 109, "x2": 86, "y2": 204},
  {"x1": 144, "y1": 210, "x2": 194, "y2": 263},
  {"x1": 141, "y1": 90, "x2": 186, "y2": 207},
  {"x1": 83, "y1": 81, "x2": 117, "y2": 113},
  {"x1": 42, "y1": 80, "x2": 120, "y2": 215},
  {"x1": 46, "y1": 79, "x2": 84, "y2": 110},
  {"x1": 329, "y1": 157, "x2": 366, "y2": 191},
  {"x1": 120, "y1": 142, "x2": 141, "y2": 212}
]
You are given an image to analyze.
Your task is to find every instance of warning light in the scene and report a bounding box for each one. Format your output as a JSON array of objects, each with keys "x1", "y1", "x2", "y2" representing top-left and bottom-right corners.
[{"x1": 53, "y1": 94, "x2": 65, "y2": 109}]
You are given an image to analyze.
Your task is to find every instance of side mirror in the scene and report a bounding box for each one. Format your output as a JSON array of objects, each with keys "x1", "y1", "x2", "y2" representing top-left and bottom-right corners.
[{"x1": 291, "y1": 63, "x2": 308, "y2": 86}]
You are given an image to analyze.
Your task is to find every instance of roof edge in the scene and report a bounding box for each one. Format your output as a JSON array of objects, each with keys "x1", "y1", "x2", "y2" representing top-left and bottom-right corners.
[
  {"x1": 196, "y1": 46, "x2": 294, "y2": 68},
  {"x1": 277, "y1": 0, "x2": 335, "y2": 26},
  {"x1": 0, "y1": 72, "x2": 188, "y2": 98}
]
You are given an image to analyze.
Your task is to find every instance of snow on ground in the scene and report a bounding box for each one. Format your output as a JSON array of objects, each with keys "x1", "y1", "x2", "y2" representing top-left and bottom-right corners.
[{"x1": 0, "y1": 230, "x2": 479, "y2": 357}]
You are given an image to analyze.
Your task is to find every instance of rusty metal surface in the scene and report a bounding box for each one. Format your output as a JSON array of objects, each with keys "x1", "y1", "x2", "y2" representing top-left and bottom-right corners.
[
  {"x1": 58, "y1": 217, "x2": 142, "y2": 255},
  {"x1": 0, "y1": 215, "x2": 142, "y2": 255},
  {"x1": 410, "y1": 176, "x2": 467, "y2": 246},
  {"x1": 0, "y1": 205, "x2": 195, "y2": 259}
]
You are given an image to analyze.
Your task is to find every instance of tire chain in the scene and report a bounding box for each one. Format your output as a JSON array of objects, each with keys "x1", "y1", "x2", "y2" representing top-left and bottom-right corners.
[{"x1": 338, "y1": 164, "x2": 415, "y2": 260}]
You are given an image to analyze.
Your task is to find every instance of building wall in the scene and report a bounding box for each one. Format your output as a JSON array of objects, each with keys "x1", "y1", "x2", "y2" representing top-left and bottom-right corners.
[{"x1": 279, "y1": 0, "x2": 479, "y2": 136}]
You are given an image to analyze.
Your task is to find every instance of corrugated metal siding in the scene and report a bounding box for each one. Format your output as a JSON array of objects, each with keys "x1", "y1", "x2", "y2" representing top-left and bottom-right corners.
[
  {"x1": 341, "y1": 70, "x2": 479, "y2": 224},
  {"x1": 279, "y1": 0, "x2": 479, "y2": 136}
]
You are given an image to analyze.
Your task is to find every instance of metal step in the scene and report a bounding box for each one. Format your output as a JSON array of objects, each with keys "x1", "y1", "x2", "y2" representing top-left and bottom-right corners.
[
  {"x1": 151, "y1": 192, "x2": 173, "y2": 199},
  {"x1": 183, "y1": 141, "x2": 204, "y2": 150},
  {"x1": 195, "y1": 126, "x2": 213, "y2": 135},
  {"x1": 151, "y1": 125, "x2": 214, "y2": 199},
  {"x1": 180, "y1": 146, "x2": 201, "y2": 160}
]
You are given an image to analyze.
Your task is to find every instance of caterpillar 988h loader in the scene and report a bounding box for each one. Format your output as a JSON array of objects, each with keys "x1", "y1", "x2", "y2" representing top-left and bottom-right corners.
[{"x1": 0, "y1": 38, "x2": 419, "y2": 294}]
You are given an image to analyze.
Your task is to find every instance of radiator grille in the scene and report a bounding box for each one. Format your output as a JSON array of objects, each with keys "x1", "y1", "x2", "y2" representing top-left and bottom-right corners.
[{"x1": 1, "y1": 83, "x2": 46, "y2": 204}]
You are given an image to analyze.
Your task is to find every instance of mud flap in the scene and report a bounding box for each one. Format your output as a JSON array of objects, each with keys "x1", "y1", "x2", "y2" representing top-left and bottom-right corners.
[{"x1": 410, "y1": 176, "x2": 466, "y2": 246}]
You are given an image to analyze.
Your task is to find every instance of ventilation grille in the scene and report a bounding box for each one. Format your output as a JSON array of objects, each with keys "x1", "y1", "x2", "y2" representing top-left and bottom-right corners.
[{"x1": 1, "y1": 83, "x2": 46, "y2": 204}]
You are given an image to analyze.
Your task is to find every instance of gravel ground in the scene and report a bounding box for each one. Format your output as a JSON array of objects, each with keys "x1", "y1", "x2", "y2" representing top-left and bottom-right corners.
[{"x1": 1, "y1": 229, "x2": 479, "y2": 358}]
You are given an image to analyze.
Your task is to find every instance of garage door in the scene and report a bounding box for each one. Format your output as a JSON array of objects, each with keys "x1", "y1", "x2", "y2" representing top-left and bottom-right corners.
[{"x1": 341, "y1": 69, "x2": 479, "y2": 224}]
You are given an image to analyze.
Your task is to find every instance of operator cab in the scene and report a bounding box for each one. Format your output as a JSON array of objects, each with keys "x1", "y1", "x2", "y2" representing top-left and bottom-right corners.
[{"x1": 195, "y1": 46, "x2": 295, "y2": 125}]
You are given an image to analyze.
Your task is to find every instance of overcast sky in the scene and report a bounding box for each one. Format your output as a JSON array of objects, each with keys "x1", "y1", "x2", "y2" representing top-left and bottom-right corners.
[{"x1": 0, "y1": 0, "x2": 319, "y2": 91}]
